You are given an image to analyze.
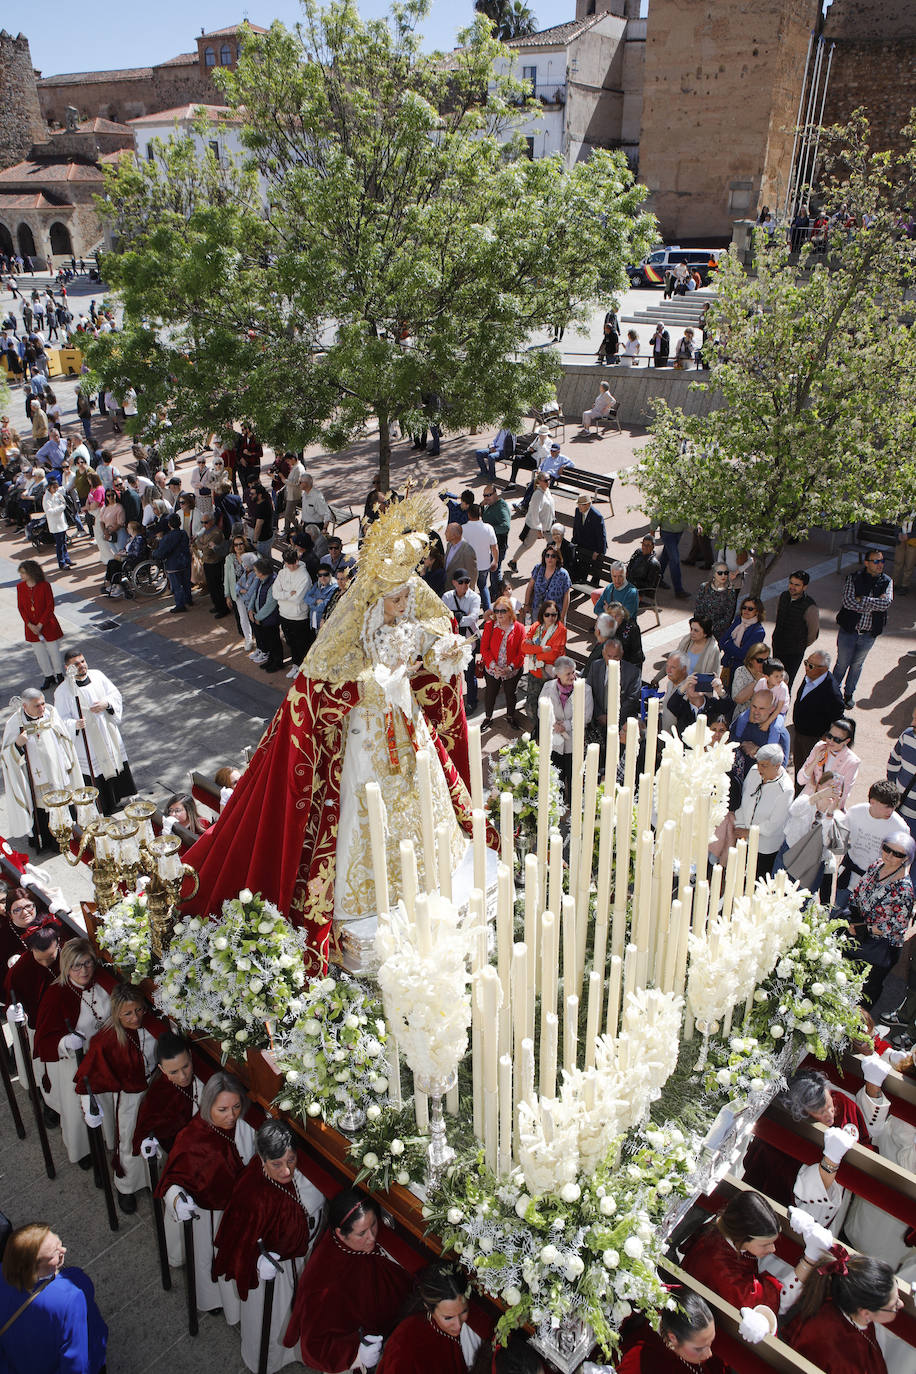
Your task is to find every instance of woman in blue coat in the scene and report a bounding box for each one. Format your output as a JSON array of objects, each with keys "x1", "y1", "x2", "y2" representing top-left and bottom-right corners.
[{"x1": 0, "y1": 1223, "x2": 107, "y2": 1374}]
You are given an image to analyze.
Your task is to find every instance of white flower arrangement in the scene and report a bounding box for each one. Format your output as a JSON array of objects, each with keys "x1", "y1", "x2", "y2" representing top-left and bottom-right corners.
[
  {"x1": 658, "y1": 723, "x2": 736, "y2": 841},
  {"x1": 703, "y1": 1034, "x2": 787, "y2": 1108},
  {"x1": 486, "y1": 734, "x2": 562, "y2": 838},
  {"x1": 374, "y1": 894, "x2": 471, "y2": 1081},
  {"x1": 155, "y1": 890, "x2": 307, "y2": 1054},
  {"x1": 95, "y1": 888, "x2": 154, "y2": 980},
  {"x1": 274, "y1": 976, "x2": 389, "y2": 1127},
  {"x1": 432, "y1": 632, "x2": 474, "y2": 680}
]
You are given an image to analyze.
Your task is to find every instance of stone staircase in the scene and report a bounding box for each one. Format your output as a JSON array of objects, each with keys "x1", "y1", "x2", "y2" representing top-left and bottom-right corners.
[{"x1": 622, "y1": 291, "x2": 715, "y2": 329}]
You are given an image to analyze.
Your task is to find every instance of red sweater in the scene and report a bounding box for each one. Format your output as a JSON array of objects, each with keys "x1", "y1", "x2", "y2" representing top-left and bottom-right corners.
[
  {"x1": 17, "y1": 579, "x2": 63, "y2": 643},
  {"x1": 786, "y1": 1300, "x2": 887, "y2": 1374}
]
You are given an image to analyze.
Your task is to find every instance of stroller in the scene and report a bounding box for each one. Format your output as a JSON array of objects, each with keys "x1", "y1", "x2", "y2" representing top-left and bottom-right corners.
[{"x1": 27, "y1": 513, "x2": 55, "y2": 548}]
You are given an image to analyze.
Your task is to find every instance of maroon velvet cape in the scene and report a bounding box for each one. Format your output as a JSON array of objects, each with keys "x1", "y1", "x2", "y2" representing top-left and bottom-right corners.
[
  {"x1": 618, "y1": 1320, "x2": 728, "y2": 1374},
  {"x1": 73, "y1": 1024, "x2": 149, "y2": 1096},
  {"x1": 155, "y1": 1114, "x2": 244, "y2": 1212},
  {"x1": 283, "y1": 1230, "x2": 412, "y2": 1369},
  {"x1": 132, "y1": 1071, "x2": 196, "y2": 1155},
  {"x1": 0, "y1": 917, "x2": 29, "y2": 974},
  {"x1": 376, "y1": 1313, "x2": 468, "y2": 1374},
  {"x1": 212, "y1": 1156, "x2": 317, "y2": 1300},
  {"x1": 680, "y1": 1223, "x2": 782, "y2": 1314},
  {"x1": 741, "y1": 1091, "x2": 872, "y2": 1206},
  {"x1": 786, "y1": 1301, "x2": 888, "y2": 1374},
  {"x1": 3, "y1": 950, "x2": 56, "y2": 1026},
  {"x1": 33, "y1": 982, "x2": 88, "y2": 1063},
  {"x1": 181, "y1": 667, "x2": 492, "y2": 970}
]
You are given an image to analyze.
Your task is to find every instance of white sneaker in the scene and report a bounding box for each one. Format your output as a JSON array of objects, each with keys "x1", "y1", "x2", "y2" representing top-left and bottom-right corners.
[
  {"x1": 108, "y1": 586, "x2": 124, "y2": 599},
  {"x1": 251, "y1": 651, "x2": 268, "y2": 665},
  {"x1": 247, "y1": 647, "x2": 260, "y2": 659},
  {"x1": 286, "y1": 665, "x2": 299, "y2": 679}
]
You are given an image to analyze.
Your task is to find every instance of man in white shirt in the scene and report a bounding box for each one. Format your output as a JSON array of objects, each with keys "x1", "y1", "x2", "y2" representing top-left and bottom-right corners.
[
  {"x1": 460, "y1": 502, "x2": 499, "y2": 609},
  {"x1": 507, "y1": 473, "x2": 554, "y2": 573},
  {"x1": 734, "y1": 744, "x2": 795, "y2": 877},
  {"x1": 283, "y1": 456, "x2": 307, "y2": 535},
  {"x1": 299, "y1": 474, "x2": 333, "y2": 531},
  {"x1": 443, "y1": 568, "x2": 481, "y2": 711},
  {"x1": 839, "y1": 779, "x2": 905, "y2": 893},
  {"x1": 274, "y1": 546, "x2": 313, "y2": 678}
]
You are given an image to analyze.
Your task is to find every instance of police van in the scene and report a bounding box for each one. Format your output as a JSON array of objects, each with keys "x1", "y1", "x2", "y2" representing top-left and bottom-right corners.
[{"x1": 627, "y1": 246, "x2": 723, "y2": 287}]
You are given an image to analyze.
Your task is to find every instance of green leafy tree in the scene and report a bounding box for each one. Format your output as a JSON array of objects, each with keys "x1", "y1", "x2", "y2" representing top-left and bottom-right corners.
[
  {"x1": 474, "y1": 0, "x2": 538, "y2": 41},
  {"x1": 88, "y1": 0, "x2": 655, "y2": 485},
  {"x1": 635, "y1": 111, "x2": 916, "y2": 598}
]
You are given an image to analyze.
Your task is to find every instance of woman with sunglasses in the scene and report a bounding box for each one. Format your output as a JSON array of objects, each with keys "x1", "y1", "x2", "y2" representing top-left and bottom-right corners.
[
  {"x1": 478, "y1": 598, "x2": 526, "y2": 728},
  {"x1": 34, "y1": 938, "x2": 112, "y2": 1166},
  {"x1": 797, "y1": 717, "x2": 860, "y2": 807},
  {"x1": 224, "y1": 536, "x2": 257, "y2": 651},
  {"x1": 729, "y1": 644, "x2": 771, "y2": 707},
  {"x1": 520, "y1": 600, "x2": 567, "y2": 724},
  {"x1": 523, "y1": 546, "x2": 571, "y2": 624},
  {"x1": 694, "y1": 564, "x2": 740, "y2": 642},
  {"x1": 719, "y1": 597, "x2": 766, "y2": 686},
  {"x1": 840, "y1": 831, "x2": 915, "y2": 1008}
]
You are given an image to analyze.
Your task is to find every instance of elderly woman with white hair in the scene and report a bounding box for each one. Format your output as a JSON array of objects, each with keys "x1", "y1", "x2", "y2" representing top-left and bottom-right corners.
[
  {"x1": 733, "y1": 742, "x2": 794, "y2": 877},
  {"x1": 840, "y1": 829, "x2": 916, "y2": 1008},
  {"x1": 541, "y1": 657, "x2": 593, "y2": 802},
  {"x1": 581, "y1": 380, "x2": 615, "y2": 434}
]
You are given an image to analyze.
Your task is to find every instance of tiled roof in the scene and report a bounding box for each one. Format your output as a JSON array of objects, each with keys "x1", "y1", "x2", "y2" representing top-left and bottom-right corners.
[
  {"x1": 200, "y1": 22, "x2": 268, "y2": 38},
  {"x1": 76, "y1": 117, "x2": 133, "y2": 134},
  {"x1": 0, "y1": 191, "x2": 73, "y2": 210},
  {"x1": 155, "y1": 51, "x2": 198, "y2": 68},
  {"x1": 505, "y1": 13, "x2": 609, "y2": 48},
  {"x1": 37, "y1": 66, "x2": 153, "y2": 86},
  {"x1": 99, "y1": 149, "x2": 131, "y2": 164},
  {"x1": 128, "y1": 103, "x2": 240, "y2": 126},
  {"x1": 0, "y1": 160, "x2": 105, "y2": 184}
]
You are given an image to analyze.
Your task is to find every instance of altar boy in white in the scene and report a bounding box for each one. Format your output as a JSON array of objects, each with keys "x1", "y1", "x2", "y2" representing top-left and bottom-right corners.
[{"x1": 54, "y1": 649, "x2": 136, "y2": 814}]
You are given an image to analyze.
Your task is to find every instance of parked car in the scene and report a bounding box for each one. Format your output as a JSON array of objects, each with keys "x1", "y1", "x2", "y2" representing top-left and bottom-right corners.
[{"x1": 627, "y1": 246, "x2": 723, "y2": 287}]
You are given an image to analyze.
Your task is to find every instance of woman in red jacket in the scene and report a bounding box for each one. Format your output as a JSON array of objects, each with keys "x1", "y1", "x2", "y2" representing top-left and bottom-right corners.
[
  {"x1": 680, "y1": 1190, "x2": 806, "y2": 1317},
  {"x1": 3, "y1": 916, "x2": 62, "y2": 1090},
  {"x1": 16, "y1": 559, "x2": 65, "y2": 689},
  {"x1": 478, "y1": 597, "x2": 526, "y2": 728},
  {"x1": 618, "y1": 1293, "x2": 727, "y2": 1372},
  {"x1": 519, "y1": 599, "x2": 567, "y2": 727},
  {"x1": 74, "y1": 983, "x2": 156, "y2": 1214},
  {"x1": 378, "y1": 1264, "x2": 474, "y2": 1374},
  {"x1": 785, "y1": 1253, "x2": 898, "y2": 1374},
  {"x1": 284, "y1": 1189, "x2": 412, "y2": 1372}
]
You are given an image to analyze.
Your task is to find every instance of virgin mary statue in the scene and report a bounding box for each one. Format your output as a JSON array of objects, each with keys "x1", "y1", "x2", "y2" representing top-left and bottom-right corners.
[{"x1": 183, "y1": 492, "x2": 497, "y2": 968}]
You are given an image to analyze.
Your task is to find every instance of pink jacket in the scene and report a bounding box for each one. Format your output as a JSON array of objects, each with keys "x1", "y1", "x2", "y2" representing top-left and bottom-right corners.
[{"x1": 797, "y1": 740, "x2": 860, "y2": 806}]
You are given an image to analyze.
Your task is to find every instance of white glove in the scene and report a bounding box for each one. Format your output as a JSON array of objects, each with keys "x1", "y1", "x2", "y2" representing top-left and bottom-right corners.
[
  {"x1": 174, "y1": 1194, "x2": 197, "y2": 1222},
  {"x1": 5, "y1": 1002, "x2": 26, "y2": 1024},
  {"x1": 140, "y1": 1136, "x2": 159, "y2": 1159},
  {"x1": 887, "y1": 1049, "x2": 913, "y2": 1070},
  {"x1": 81, "y1": 1096, "x2": 104, "y2": 1128},
  {"x1": 161, "y1": 815, "x2": 176, "y2": 834},
  {"x1": 257, "y1": 1252, "x2": 281, "y2": 1282},
  {"x1": 803, "y1": 1221, "x2": 836, "y2": 1264},
  {"x1": 60, "y1": 1031, "x2": 84, "y2": 1055},
  {"x1": 219, "y1": 786, "x2": 233, "y2": 808},
  {"x1": 356, "y1": 1335, "x2": 384, "y2": 1368},
  {"x1": 823, "y1": 1125, "x2": 857, "y2": 1164},
  {"x1": 738, "y1": 1307, "x2": 771, "y2": 1344},
  {"x1": 860, "y1": 1052, "x2": 891, "y2": 1088},
  {"x1": 788, "y1": 1206, "x2": 817, "y2": 1240}
]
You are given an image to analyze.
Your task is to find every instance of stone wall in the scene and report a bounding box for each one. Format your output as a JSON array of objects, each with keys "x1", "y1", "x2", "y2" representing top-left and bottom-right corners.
[
  {"x1": 38, "y1": 61, "x2": 223, "y2": 128},
  {"x1": 821, "y1": 1, "x2": 916, "y2": 161},
  {"x1": 638, "y1": 0, "x2": 819, "y2": 240},
  {"x1": 0, "y1": 31, "x2": 46, "y2": 170},
  {"x1": 557, "y1": 362, "x2": 723, "y2": 429}
]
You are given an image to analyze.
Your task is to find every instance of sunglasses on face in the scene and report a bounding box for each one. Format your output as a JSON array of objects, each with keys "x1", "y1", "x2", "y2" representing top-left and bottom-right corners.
[
  {"x1": 826, "y1": 733, "x2": 848, "y2": 744},
  {"x1": 882, "y1": 844, "x2": 905, "y2": 859},
  {"x1": 455, "y1": 579, "x2": 470, "y2": 585},
  {"x1": 543, "y1": 610, "x2": 558, "y2": 617}
]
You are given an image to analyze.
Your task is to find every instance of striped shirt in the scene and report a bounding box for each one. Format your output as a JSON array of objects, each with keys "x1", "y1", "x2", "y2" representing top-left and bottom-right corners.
[{"x1": 888, "y1": 726, "x2": 916, "y2": 823}]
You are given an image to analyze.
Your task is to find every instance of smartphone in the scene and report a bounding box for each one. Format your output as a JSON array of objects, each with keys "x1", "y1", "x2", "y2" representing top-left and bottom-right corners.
[{"x1": 694, "y1": 673, "x2": 714, "y2": 694}]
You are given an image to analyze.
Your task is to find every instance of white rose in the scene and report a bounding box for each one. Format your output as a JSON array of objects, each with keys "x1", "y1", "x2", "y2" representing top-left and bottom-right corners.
[
  {"x1": 304, "y1": 1019, "x2": 321, "y2": 1036},
  {"x1": 810, "y1": 982, "x2": 826, "y2": 996},
  {"x1": 656, "y1": 1180, "x2": 672, "y2": 1196},
  {"x1": 798, "y1": 998, "x2": 814, "y2": 1014},
  {"x1": 235, "y1": 1029, "x2": 247, "y2": 1041},
  {"x1": 716, "y1": 1068, "x2": 732, "y2": 1087},
  {"x1": 249, "y1": 978, "x2": 264, "y2": 994},
  {"x1": 754, "y1": 989, "x2": 768, "y2": 1002},
  {"x1": 278, "y1": 1098, "x2": 293, "y2": 1112},
  {"x1": 515, "y1": 1194, "x2": 532, "y2": 1219},
  {"x1": 366, "y1": 1105, "x2": 382, "y2": 1121},
  {"x1": 285, "y1": 1070, "x2": 300, "y2": 1084},
  {"x1": 559, "y1": 1181, "x2": 581, "y2": 1203},
  {"x1": 502, "y1": 1286, "x2": 522, "y2": 1308},
  {"x1": 362, "y1": 1152, "x2": 379, "y2": 1168},
  {"x1": 396, "y1": 1171, "x2": 410, "y2": 1186},
  {"x1": 372, "y1": 1076, "x2": 388, "y2": 1094},
  {"x1": 623, "y1": 1236, "x2": 643, "y2": 1260},
  {"x1": 447, "y1": 1207, "x2": 464, "y2": 1224},
  {"x1": 603, "y1": 1249, "x2": 619, "y2": 1269},
  {"x1": 835, "y1": 970, "x2": 847, "y2": 985},
  {"x1": 799, "y1": 1020, "x2": 816, "y2": 1034},
  {"x1": 389, "y1": 1139, "x2": 404, "y2": 1156},
  {"x1": 479, "y1": 1238, "x2": 494, "y2": 1254},
  {"x1": 540, "y1": 1245, "x2": 560, "y2": 1265},
  {"x1": 564, "y1": 1255, "x2": 585, "y2": 1280},
  {"x1": 307, "y1": 1102, "x2": 322, "y2": 1117},
  {"x1": 771, "y1": 1025, "x2": 785, "y2": 1039},
  {"x1": 238, "y1": 889, "x2": 253, "y2": 903},
  {"x1": 776, "y1": 961, "x2": 793, "y2": 978},
  {"x1": 750, "y1": 1077, "x2": 765, "y2": 1091},
  {"x1": 599, "y1": 1196, "x2": 617, "y2": 1216},
  {"x1": 345, "y1": 1015, "x2": 359, "y2": 1030},
  {"x1": 509, "y1": 771, "x2": 524, "y2": 787},
  {"x1": 237, "y1": 958, "x2": 251, "y2": 972},
  {"x1": 612, "y1": 1300, "x2": 632, "y2": 1325}
]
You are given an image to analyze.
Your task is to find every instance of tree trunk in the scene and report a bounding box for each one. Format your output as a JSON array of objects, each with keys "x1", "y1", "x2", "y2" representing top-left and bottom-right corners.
[
  {"x1": 746, "y1": 546, "x2": 784, "y2": 600},
  {"x1": 376, "y1": 409, "x2": 391, "y2": 493}
]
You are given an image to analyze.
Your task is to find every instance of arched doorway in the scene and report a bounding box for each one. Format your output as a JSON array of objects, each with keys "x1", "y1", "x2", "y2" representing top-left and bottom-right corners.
[
  {"x1": 49, "y1": 222, "x2": 73, "y2": 256},
  {"x1": 0, "y1": 223, "x2": 13, "y2": 258},
  {"x1": 16, "y1": 223, "x2": 36, "y2": 259}
]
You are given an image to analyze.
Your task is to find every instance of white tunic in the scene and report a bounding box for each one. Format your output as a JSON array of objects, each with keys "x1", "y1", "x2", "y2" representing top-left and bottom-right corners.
[
  {"x1": 53, "y1": 983, "x2": 112, "y2": 1164},
  {"x1": 1, "y1": 704, "x2": 82, "y2": 836},
  {"x1": 54, "y1": 670, "x2": 128, "y2": 781},
  {"x1": 845, "y1": 1115, "x2": 916, "y2": 1270},
  {"x1": 111, "y1": 1028, "x2": 157, "y2": 1196}
]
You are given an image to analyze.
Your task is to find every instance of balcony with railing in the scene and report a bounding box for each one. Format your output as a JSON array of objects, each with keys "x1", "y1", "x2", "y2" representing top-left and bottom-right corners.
[{"x1": 515, "y1": 82, "x2": 567, "y2": 107}]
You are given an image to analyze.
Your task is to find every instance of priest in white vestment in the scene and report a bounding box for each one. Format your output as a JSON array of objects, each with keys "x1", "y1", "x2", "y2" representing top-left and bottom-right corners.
[
  {"x1": 54, "y1": 650, "x2": 135, "y2": 813},
  {"x1": 1, "y1": 689, "x2": 82, "y2": 849}
]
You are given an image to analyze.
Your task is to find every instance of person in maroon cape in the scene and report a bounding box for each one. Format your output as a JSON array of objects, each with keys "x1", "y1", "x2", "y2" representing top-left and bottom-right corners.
[
  {"x1": 1, "y1": 886, "x2": 43, "y2": 972},
  {"x1": 181, "y1": 493, "x2": 499, "y2": 969},
  {"x1": 155, "y1": 1071, "x2": 256, "y2": 1319},
  {"x1": 741, "y1": 1066, "x2": 875, "y2": 1206},
  {"x1": 132, "y1": 1030, "x2": 202, "y2": 1159},
  {"x1": 74, "y1": 983, "x2": 156, "y2": 1214},
  {"x1": 377, "y1": 1263, "x2": 479, "y2": 1374},
  {"x1": 33, "y1": 938, "x2": 111, "y2": 1167},
  {"x1": 618, "y1": 1293, "x2": 728, "y2": 1372},
  {"x1": 785, "y1": 1252, "x2": 899, "y2": 1374},
  {"x1": 283, "y1": 1189, "x2": 412, "y2": 1372},
  {"x1": 3, "y1": 916, "x2": 62, "y2": 1122},
  {"x1": 679, "y1": 1191, "x2": 813, "y2": 1319},
  {"x1": 213, "y1": 1119, "x2": 325, "y2": 1373}
]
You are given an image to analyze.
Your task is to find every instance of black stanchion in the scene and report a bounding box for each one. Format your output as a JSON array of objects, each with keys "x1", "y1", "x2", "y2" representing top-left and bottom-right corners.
[
  {"x1": 146, "y1": 1150, "x2": 172, "y2": 1292},
  {"x1": 179, "y1": 1192, "x2": 199, "y2": 1336},
  {"x1": 256, "y1": 1238, "x2": 277, "y2": 1374},
  {"x1": 0, "y1": 1022, "x2": 26, "y2": 1139},
  {"x1": 10, "y1": 1004, "x2": 54, "y2": 1178}
]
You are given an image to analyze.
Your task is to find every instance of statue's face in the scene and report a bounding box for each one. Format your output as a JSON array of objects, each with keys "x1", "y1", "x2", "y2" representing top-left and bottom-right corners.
[{"x1": 382, "y1": 587, "x2": 410, "y2": 622}]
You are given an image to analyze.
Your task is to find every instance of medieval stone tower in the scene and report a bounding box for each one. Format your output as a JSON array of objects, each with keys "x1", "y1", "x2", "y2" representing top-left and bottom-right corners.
[{"x1": 0, "y1": 30, "x2": 46, "y2": 170}]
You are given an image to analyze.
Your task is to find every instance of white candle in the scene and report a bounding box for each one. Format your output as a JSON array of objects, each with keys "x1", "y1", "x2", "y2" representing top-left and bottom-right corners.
[
  {"x1": 606, "y1": 658, "x2": 620, "y2": 783},
  {"x1": 541, "y1": 1011, "x2": 558, "y2": 1099},
  {"x1": 537, "y1": 696, "x2": 552, "y2": 900},
  {"x1": 568, "y1": 680, "x2": 586, "y2": 888},
  {"x1": 415, "y1": 750, "x2": 437, "y2": 892},
  {"x1": 519, "y1": 1037, "x2": 536, "y2": 1108},
  {"x1": 693, "y1": 789, "x2": 711, "y2": 879},
  {"x1": 498, "y1": 1053, "x2": 513, "y2": 1174},
  {"x1": 651, "y1": 819, "x2": 677, "y2": 985},
  {"x1": 511, "y1": 942, "x2": 529, "y2": 1074},
  {"x1": 500, "y1": 791, "x2": 515, "y2": 904},
  {"x1": 662, "y1": 898, "x2": 682, "y2": 994},
  {"x1": 744, "y1": 825, "x2": 759, "y2": 897},
  {"x1": 446, "y1": 1084, "x2": 459, "y2": 1115},
  {"x1": 644, "y1": 694, "x2": 660, "y2": 777},
  {"x1": 611, "y1": 785, "x2": 631, "y2": 958},
  {"x1": 734, "y1": 838, "x2": 748, "y2": 908},
  {"x1": 436, "y1": 823, "x2": 452, "y2": 900},
  {"x1": 592, "y1": 795, "x2": 614, "y2": 983},
  {"x1": 623, "y1": 716, "x2": 639, "y2": 798},
  {"x1": 399, "y1": 840, "x2": 418, "y2": 922},
  {"x1": 656, "y1": 757, "x2": 672, "y2": 829},
  {"x1": 472, "y1": 808, "x2": 487, "y2": 896},
  {"x1": 694, "y1": 878, "x2": 710, "y2": 940},
  {"x1": 484, "y1": 1089, "x2": 498, "y2": 1173},
  {"x1": 576, "y1": 744, "x2": 601, "y2": 985},
  {"x1": 635, "y1": 770, "x2": 652, "y2": 843},
  {"x1": 415, "y1": 1089, "x2": 428, "y2": 1132},
  {"x1": 472, "y1": 970, "x2": 483, "y2": 1140},
  {"x1": 633, "y1": 830, "x2": 654, "y2": 985},
  {"x1": 622, "y1": 942, "x2": 638, "y2": 1006},
  {"x1": 387, "y1": 1035, "x2": 402, "y2": 1109},
  {"x1": 678, "y1": 801, "x2": 695, "y2": 901},
  {"x1": 548, "y1": 828, "x2": 564, "y2": 919},
  {"x1": 524, "y1": 854, "x2": 539, "y2": 999},
  {"x1": 480, "y1": 966, "x2": 501, "y2": 1095},
  {"x1": 584, "y1": 970, "x2": 602, "y2": 1070},
  {"x1": 564, "y1": 994, "x2": 579, "y2": 1075},
  {"x1": 540, "y1": 909, "x2": 558, "y2": 1032},
  {"x1": 414, "y1": 893, "x2": 432, "y2": 958},
  {"x1": 722, "y1": 846, "x2": 738, "y2": 920},
  {"x1": 468, "y1": 722, "x2": 484, "y2": 809},
  {"x1": 496, "y1": 864, "x2": 513, "y2": 1062},
  {"x1": 693, "y1": 714, "x2": 706, "y2": 754},
  {"x1": 709, "y1": 863, "x2": 723, "y2": 922},
  {"x1": 562, "y1": 895, "x2": 578, "y2": 1006},
  {"x1": 606, "y1": 953, "x2": 622, "y2": 1038}
]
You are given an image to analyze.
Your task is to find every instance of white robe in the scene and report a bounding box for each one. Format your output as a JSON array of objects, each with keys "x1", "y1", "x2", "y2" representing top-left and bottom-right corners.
[
  {"x1": 238, "y1": 1169, "x2": 326, "y2": 1374},
  {"x1": 1, "y1": 704, "x2": 82, "y2": 836},
  {"x1": 54, "y1": 671, "x2": 128, "y2": 781},
  {"x1": 111, "y1": 1028, "x2": 157, "y2": 1196},
  {"x1": 53, "y1": 983, "x2": 112, "y2": 1164},
  {"x1": 845, "y1": 1114, "x2": 916, "y2": 1271},
  {"x1": 165, "y1": 1118, "x2": 256, "y2": 1323}
]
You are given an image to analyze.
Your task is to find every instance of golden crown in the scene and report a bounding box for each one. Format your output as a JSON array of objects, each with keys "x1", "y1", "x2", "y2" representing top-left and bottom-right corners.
[{"x1": 356, "y1": 488, "x2": 441, "y2": 591}]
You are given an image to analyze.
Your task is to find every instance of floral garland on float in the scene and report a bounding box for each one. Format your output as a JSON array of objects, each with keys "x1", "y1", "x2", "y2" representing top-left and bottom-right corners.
[{"x1": 94, "y1": 886, "x2": 155, "y2": 980}]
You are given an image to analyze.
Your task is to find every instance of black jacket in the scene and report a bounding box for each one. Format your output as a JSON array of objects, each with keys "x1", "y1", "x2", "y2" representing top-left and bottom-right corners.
[{"x1": 792, "y1": 674, "x2": 845, "y2": 738}]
